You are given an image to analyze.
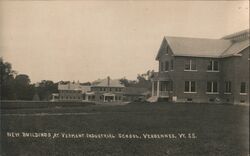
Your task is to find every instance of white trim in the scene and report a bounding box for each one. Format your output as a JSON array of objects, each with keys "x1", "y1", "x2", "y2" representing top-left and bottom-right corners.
[
  {"x1": 206, "y1": 92, "x2": 219, "y2": 94},
  {"x1": 224, "y1": 92, "x2": 232, "y2": 95},
  {"x1": 156, "y1": 81, "x2": 160, "y2": 97},
  {"x1": 184, "y1": 70, "x2": 198, "y2": 72},
  {"x1": 206, "y1": 70, "x2": 220, "y2": 72},
  {"x1": 240, "y1": 93, "x2": 247, "y2": 95},
  {"x1": 184, "y1": 92, "x2": 197, "y2": 94}
]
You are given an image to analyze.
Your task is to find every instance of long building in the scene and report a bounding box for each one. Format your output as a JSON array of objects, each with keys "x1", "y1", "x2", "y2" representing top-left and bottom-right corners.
[
  {"x1": 52, "y1": 77, "x2": 125, "y2": 103},
  {"x1": 149, "y1": 29, "x2": 249, "y2": 105},
  {"x1": 87, "y1": 77, "x2": 125, "y2": 102}
]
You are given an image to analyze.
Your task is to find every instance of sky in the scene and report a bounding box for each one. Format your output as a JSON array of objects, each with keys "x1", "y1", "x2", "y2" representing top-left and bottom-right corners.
[{"x1": 0, "y1": 1, "x2": 249, "y2": 83}]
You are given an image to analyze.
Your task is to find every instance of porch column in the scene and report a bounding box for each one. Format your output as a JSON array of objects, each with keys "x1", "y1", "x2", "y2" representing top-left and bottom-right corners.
[
  {"x1": 152, "y1": 81, "x2": 155, "y2": 96},
  {"x1": 104, "y1": 95, "x2": 106, "y2": 102},
  {"x1": 157, "y1": 81, "x2": 160, "y2": 97}
]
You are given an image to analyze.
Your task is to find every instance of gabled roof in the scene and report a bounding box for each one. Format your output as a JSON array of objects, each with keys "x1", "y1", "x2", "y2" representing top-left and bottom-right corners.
[
  {"x1": 156, "y1": 29, "x2": 249, "y2": 59},
  {"x1": 58, "y1": 82, "x2": 82, "y2": 90},
  {"x1": 58, "y1": 82, "x2": 91, "y2": 93},
  {"x1": 220, "y1": 39, "x2": 249, "y2": 57},
  {"x1": 165, "y1": 36, "x2": 231, "y2": 58},
  {"x1": 92, "y1": 77, "x2": 125, "y2": 88}
]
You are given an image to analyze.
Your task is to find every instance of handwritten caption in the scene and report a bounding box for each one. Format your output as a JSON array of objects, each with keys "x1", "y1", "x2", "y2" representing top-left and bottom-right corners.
[{"x1": 6, "y1": 132, "x2": 197, "y2": 139}]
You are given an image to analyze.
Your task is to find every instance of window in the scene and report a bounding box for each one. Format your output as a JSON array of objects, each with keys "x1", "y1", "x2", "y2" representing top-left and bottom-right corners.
[
  {"x1": 165, "y1": 61, "x2": 169, "y2": 71},
  {"x1": 207, "y1": 81, "x2": 218, "y2": 93},
  {"x1": 170, "y1": 60, "x2": 174, "y2": 70},
  {"x1": 207, "y1": 60, "x2": 219, "y2": 71},
  {"x1": 184, "y1": 81, "x2": 196, "y2": 93},
  {"x1": 160, "y1": 62, "x2": 164, "y2": 71},
  {"x1": 184, "y1": 59, "x2": 196, "y2": 71},
  {"x1": 240, "y1": 100, "x2": 245, "y2": 103},
  {"x1": 166, "y1": 46, "x2": 169, "y2": 55},
  {"x1": 209, "y1": 98, "x2": 215, "y2": 102},
  {"x1": 240, "y1": 82, "x2": 246, "y2": 94},
  {"x1": 187, "y1": 98, "x2": 193, "y2": 102},
  {"x1": 225, "y1": 81, "x2": 231, "y2": 93}
]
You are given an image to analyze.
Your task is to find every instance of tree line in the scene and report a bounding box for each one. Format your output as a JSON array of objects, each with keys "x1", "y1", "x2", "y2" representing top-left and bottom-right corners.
[
  {"x1": 1, "y1": 58, "x2": 153, "y2": 101},
  {"x1": 1, "y1": 58, "x2": 58, "y2": 101}
]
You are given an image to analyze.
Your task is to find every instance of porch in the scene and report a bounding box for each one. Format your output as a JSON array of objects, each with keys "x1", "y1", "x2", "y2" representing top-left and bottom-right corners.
[{"x1": 151, "y1": 80, "x2": 173, "y2": 98}]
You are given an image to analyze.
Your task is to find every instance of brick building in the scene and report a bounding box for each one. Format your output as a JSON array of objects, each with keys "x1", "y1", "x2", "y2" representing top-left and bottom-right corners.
[
  {"x1": 88, "y1": 77, "x2": 125, "y2": 102},
  {"x1": 52, "y1": 81, "x2": 91, "y2": 101},
  {"x1": 149, "y1": 29, "x2": 249, "y2": 105}
]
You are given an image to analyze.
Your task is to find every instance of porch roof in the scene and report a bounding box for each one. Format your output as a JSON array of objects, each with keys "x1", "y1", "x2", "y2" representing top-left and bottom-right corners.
[{"x1": 103, "y1": 93, "x2": 115, "y2": 96}]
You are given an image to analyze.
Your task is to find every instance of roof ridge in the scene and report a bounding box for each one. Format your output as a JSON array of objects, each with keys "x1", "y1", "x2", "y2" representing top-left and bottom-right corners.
[{"x1": 165, "y1": 36, "x2": 229, "y2": 41}]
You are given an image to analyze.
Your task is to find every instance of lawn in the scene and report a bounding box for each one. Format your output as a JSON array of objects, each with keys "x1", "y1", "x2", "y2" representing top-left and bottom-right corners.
[{"x1": 1, "y1": 102, "x2": 249, "y2": 156}]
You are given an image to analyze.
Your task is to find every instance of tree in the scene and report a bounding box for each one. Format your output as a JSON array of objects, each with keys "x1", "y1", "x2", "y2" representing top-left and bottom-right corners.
[
  {"x1": 136, "y1": 74, "x2": 151, "y2": 89},
  {"x1": 37, "y1": 80, "x2": 58, "y2": 101},
  {"x1": 0, "y1": 58, "x2": 16, "y2": 100},
  {"x1": 119, "y1": 70, "x2": 153, "y2": 89},
  {"x1": 14, "y1": 74, "x2": 35, "y2": 100},
  {"x1": 120, "y1": 77, "x2": 130, "y2": 87}
]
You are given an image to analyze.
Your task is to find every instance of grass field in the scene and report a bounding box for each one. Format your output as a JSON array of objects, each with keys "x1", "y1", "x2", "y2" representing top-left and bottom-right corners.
[{"x1": 1, "y1": 102, "x2": 249, "y2": 156}]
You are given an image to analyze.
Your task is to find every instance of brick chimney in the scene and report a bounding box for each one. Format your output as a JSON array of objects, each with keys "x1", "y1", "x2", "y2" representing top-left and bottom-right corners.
[{"x1": 107, "y1": 76, "x2": 110, "y2": 86}]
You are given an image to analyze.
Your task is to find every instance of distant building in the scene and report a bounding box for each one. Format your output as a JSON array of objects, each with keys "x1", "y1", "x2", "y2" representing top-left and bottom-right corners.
[
  {"x1": 88, "y1": 77, "x2": 125, "y2": 102},
  {"x1": 52, "y1": 77, "x2": 125, "y2": 103},
  {"x1": 52, "y1": 81, "x2": 91, "y2": 101},
  {"x1": 149, "y1": 29, "x2": 249, "y2": 105}
]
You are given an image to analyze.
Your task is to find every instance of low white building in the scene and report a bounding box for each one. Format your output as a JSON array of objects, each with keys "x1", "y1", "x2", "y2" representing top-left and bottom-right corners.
[{"x1": 52, "y1": 81, "x2": 91, "y2": 101}]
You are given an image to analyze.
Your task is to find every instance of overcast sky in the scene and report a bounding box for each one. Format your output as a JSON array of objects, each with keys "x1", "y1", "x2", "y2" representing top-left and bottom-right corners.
[{"x1": 0, "y1": 1, "x2": 249, "y2": 83}]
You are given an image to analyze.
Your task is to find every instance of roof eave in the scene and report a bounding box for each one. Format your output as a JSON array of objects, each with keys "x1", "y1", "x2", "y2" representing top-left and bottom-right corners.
[{"x1": 173, "y1": 54, "x2": 220, "y2": 58}]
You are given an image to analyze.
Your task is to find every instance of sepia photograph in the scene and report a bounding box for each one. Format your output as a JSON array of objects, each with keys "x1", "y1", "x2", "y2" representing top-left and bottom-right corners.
[{"x1": 0, "y1": 0, "x2": 249, "y2": 156}]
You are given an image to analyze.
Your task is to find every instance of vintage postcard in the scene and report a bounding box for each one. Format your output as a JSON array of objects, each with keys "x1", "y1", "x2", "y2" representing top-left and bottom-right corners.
[{"x1": 0, "y1": 1, "x2": 249, "y2": 156}]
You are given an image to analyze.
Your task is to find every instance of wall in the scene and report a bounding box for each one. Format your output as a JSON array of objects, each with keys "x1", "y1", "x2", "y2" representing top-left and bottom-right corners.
[
  {"x1": 91, "y1": 87, "x2": 124, "y2": 102},
  {"x1": 172, "y1": 56, "x2": 221, "y2": 103},
  {"x1": 58, "y1": 90, "x2": 82, "y2": 101}
]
